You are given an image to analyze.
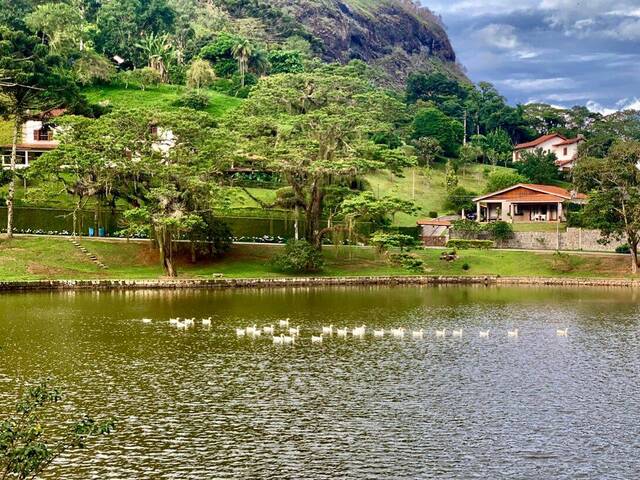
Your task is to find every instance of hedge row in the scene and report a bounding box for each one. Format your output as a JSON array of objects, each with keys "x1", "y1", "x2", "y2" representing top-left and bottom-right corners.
[{"x1": 446, "y1": 239, "x2": 495, "y2": 250}]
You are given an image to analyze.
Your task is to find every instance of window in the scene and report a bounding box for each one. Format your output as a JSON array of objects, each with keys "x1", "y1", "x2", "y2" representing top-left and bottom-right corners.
[
  {"x1": 563, "y1": 147, "x2": 568, "y2": 156},
  {"x1": 2, "y1": 151, "x2": 26, "y2": 165},
  {"x1": 33, "y1": 126, "x2": 53, "y2": 141},
  {"x1": 513, "y1": 204, "x2": 523, "y2": 216}
]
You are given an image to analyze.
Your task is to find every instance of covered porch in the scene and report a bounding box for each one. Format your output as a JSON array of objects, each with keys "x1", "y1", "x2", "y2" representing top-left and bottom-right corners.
[{"x1": 477, "y1": 200, "x2": 564, "y2": 223}]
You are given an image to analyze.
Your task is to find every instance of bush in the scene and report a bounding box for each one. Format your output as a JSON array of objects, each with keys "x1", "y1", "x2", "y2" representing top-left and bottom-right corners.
[
  {"x1": 451, "y1": 219, "x2": 484, "y2": 239},
  {"x1": 616, "y1": 244, "x2": 631, "y2": 254},
  {"x1": 389, "y1": 252, "x2": 425, "y2": 273},
  {"x1": 446, "y1": 239, "x2": 494, "y2": 249},
  {"x1": 485, "y1": 221, "x2": 514, "y2": 242},
  {"x1": 370, "y1": 231, "x2": 419, "y2": 253},
  {"x1": 428, "y1": 211, "x2": 438, "y2": 218},
  {"x1": 484, "y1": 170, "x2": 527, "y2": 193},
  {"x1": 462, "y1": 262, "x2": 470, "y2": 271},
  {"x1": 270, "y1": 240, "x2": 324, "y2": 274},
  {"x1": 173, "y1": 90, "x2": 210, "y2": 110}
]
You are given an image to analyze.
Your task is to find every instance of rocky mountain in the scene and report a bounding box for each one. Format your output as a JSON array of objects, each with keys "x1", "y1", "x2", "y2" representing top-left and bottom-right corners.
[
  {"x1": 219, "y1": 0, "x2": 466, "y2": 86},
  {"x1": 276, "y1": 0, "x2": 465, "y2": 83}
]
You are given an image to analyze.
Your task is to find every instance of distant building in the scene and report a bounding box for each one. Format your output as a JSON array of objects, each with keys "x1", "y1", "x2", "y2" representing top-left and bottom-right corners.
[
  {"x1": 1, "y1": 108, "x2": 65, "y2": 169},
  {"x1": 513, "y1": 133, "x2": 585, "y2": 172},
  {"x1": 473, "y1": 184, "x2": 587, "y2": 224}
]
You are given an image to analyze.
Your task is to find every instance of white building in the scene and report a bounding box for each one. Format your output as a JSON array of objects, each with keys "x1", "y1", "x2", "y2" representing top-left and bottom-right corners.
[
  {"x1": 513, "y1": 133, "x2": 584, "y2": 172},
  {"x1": 1, "y1": 108, "x2": 65, "y2": 169}
]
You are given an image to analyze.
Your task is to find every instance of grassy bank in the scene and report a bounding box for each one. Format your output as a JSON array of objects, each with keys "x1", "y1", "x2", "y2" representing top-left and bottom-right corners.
[{"x1": 0, "y1": 237, "x2": 632, "y2": 281}]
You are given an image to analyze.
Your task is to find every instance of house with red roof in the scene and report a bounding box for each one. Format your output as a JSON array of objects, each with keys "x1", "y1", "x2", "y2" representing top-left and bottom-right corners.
[
  {"x1": 473, "y1": 184, "x2": 587, "y2": 224},
  {"x1": 0, "y1": 108, "x2": 65, "y2": 169},
  {"x1": 513, "y1": 133, "x2": 584, "y2": 172}
]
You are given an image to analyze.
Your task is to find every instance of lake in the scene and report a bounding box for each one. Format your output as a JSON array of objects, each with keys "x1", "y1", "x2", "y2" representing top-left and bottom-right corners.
[{"x1": 0, "y1": 286, "x2": 639, "y2": 479}]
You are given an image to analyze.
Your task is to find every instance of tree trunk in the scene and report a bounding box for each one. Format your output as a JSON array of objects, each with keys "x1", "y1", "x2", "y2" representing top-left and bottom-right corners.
[
  {"x1": 631, "y1": 242, "x2": 639, "y2": 275},
  {"x1": 305, "y1": 181, "x2": 324, "y2": 250},
  {"x1": 158, "y1": 227, "x2": 177, "y2": 277},
  {"x1": 6, "y1": 117, "x2": 20, "y2": 239}
]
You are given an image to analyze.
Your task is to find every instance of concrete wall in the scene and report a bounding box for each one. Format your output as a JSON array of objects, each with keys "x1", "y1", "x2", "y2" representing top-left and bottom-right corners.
[{"x1": 487, "y1": 228, "x2": 622, "y2": 252}]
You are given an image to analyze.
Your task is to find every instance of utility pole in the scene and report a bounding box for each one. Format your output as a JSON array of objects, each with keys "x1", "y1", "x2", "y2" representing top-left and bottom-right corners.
[{"x1": 463, "y1": 109, "x2": 468, "y2": 145}]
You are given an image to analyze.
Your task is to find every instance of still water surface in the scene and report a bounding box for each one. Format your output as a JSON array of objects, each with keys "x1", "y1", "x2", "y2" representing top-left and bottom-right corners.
[{"x1": 0, "y1": 286, "x2": 639, "y2": 479}]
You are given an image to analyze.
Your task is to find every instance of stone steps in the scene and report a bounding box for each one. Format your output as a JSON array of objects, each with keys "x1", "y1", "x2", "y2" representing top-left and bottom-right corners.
[{"x1": 69, "y1": 238, "x2": 108, "y2": 270}]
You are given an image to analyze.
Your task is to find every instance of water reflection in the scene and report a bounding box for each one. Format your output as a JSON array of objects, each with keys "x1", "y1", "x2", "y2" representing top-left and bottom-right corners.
[{"x1": 0, "y1": 286, "x2": 639, "y2": 479}]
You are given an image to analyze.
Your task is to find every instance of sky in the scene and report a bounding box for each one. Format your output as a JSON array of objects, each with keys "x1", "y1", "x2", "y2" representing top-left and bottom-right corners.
[{"x1": 422, "y1": 0, "x2": 640, "y2": 113}]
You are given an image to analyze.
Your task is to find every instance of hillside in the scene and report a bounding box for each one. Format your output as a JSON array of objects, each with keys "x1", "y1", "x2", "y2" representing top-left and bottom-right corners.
[{"x1": 221, "y1": 0, "x2": 465, "y2": 85}]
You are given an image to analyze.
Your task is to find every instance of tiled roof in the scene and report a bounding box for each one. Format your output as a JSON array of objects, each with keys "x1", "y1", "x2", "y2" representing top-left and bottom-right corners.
[
  {"x1": 474, "y1": 183, "x2": 587, "y2": 202},
  {"x1": 553, "y1": 137, "x2": 583, "y2": 147},
  {"x1": 514, "y1": 134, "x2": 565, "y2": 150},
  {"x1": 1, "y1": 142, "x2": 58, "y2": 150}
]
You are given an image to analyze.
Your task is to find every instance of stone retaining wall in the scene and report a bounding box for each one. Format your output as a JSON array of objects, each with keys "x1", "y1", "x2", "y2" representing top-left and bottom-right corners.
[
  {"x1": 0, "y1": 275, "x2": 638, "y2": 292},
  {"x1": 453, "y1": 227, "x2": 622, "y2": 252}
]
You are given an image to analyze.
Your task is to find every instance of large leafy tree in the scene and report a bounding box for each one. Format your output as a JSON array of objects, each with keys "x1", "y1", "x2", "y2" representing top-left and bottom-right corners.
[
  {"x1": 227, "y1": 69, "x2": 415, "y2": 249},
  {"x1": 25, "y1": 3, "x2": 87, "y2": 53},
  {"x1": 0, "y1": 27, "x2": 76, "y2": 238},
  {"x1": 573, "y1": 141, "x2": 640, "y2": 273},
  {"x1": 412, "y1": 107, "x2": 463, "y2": 157},
  {"x1": 515, "y1": 148, "x2": 560, "y2": 184}
]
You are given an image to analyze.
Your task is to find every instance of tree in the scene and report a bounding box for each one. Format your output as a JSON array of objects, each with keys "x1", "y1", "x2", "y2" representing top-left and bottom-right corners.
[
  {"x1": 444, "y1": 186, "x2": 476, "y2": 214},
  {"x1": 231, "y1": 38, "x2": 253, "y2": 88},
  {"x1": 135, "y1": 32, "x2": 173, "y2": 82},
  {"x1": 95, "y1": 0, "x2": 176, "y2": 65},
  {"x1": 25, "y1": 3, "x2": 86, "y2": 53},
  {"x1": 412, "y1": 107, "x2": 463, "y2": 157},
  {"x1": 267, "y1": 49, "x2": 304, "y2": 74},
  {"x1": 412, "y1": 137, "x2": 443, "y2": 167},
  {"x1": 0, "y1": 27, "x2": 76, "y2": 238},
  {"x1": 484, "y1": 129, "x2": 513, "y2": 166},
  {"x1": 485, "y1": 170, "x2": 527, "y2": 193},
  {"x1": 445, "y1": 159, "x2": 458, "y2": 192},
  {"x1": 186, "y1": 58, "x2": 216, "y2": 90},
  {"x1": 228, "y1": 71, "x2": 414, "y2": 249},
  {"x1": 0, "y1": 382, "x2": 114, "y2": 479},
  {"x1": 74, "y1": 50, "x2": 115, "y2": 85},
  {"x1": 573, "y1": 141, "x2": 640, "y2": 273},
  {"x1": 515, "y1": 148, "x2": 560, "y2": 184}
]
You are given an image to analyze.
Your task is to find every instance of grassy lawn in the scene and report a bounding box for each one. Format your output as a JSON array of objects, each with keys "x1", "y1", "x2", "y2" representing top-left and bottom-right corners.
[
  {"x1": 367, "y1": 164, "x2": 514, "y2": 226},
  {"x1": 512, "y1": 223, "x2": 567, "y2": 232},
  {"x1": 0, "y1": 237, "x2": 631, "y2": 281},
  {"x1": 82, "y1": 84, "x2": 243, "y2": 118}
]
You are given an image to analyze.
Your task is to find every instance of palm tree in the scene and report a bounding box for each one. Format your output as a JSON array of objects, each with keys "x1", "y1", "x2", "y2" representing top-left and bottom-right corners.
[{"x1": 231, "y1": 39, "x2": 253, "y2": 88}]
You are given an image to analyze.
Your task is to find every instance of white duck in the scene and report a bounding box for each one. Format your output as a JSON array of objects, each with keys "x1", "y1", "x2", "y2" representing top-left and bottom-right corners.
[
  {"x1": 336, "y1": 328, "x2": 348, "y2": 337},
  {"x1": 508, "y1": 328, "x2": 519, "y2": 338},
  {"x1": 142, "y1": 318, "x2": 152, "y2": 324},
  {"x1": 452, "y1": 329, "x2": 463, "y2": 337},
  {"x1": 202, "y1": 318, "x2": 212, "y2": 327},
  {"x1": 311, "y1": 335, "x2": 323, "y2": 343},
  {"x1": 322, "y1": 325, "x2": 333, "y2": 335},
  {"x1": 412, "y1": 329, "x2": 424, "y2": 339},
  {"x1": 435, "y1": 328, "x2": 446, "y2": 337},
  {"x1": 479, "y1": 330, "x2": 490, "y2": 338},
  {"x1": 236, "y1": 328, "x2": 246, "y2": 337},
  {"x1": 373, "y1": 329, "x2": 385, "y2": 337},
  {"x1": 273, "y1": 334, "x2": 284, "y2": 345},
  {"x1": 263, "y1": 325, "x2": 275, "y2": 335},
  {"x1": 557, "y1": 328, "x2": 568, "y2": 337},
  {"x1": 279, "y1": 318, "x2": 290, "y2": 328},
  {"x1": 289, "y1": 326, "x2": 300, "y2": 336}
]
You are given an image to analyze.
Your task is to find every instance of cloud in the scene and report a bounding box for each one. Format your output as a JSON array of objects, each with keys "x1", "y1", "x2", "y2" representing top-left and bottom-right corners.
[
  {"x1": 498, "y1": 77, "x2": 575, "y2": 92},
  {"x1": 472, "y1": 23, "x2": 539, "y2": 58}
]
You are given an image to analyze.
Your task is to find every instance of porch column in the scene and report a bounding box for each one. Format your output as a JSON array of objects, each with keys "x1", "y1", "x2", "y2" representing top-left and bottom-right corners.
[
  {"x1": 557, "y1": 202, "x2": 563, "y2": 223},
  {"x1": 476, "y1": 201, "x2": 481, "y2": 222},
  {"x1": 501, "y1": 201, "x2": 510, "y2": 222}
]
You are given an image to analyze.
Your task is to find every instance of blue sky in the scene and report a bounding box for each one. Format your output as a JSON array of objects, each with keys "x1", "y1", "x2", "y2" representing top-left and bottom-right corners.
[{"x1": 422, "y1": 0, "x2": 640, "y2": 113}]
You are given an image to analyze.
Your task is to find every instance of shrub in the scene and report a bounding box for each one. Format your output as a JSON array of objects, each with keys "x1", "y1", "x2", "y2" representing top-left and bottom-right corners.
[
  {"x1": 451, "y1": 219, "x2": 484, "y2": 239},
  {"x1": 428, "y1": 211, "x2": 438, "y2": 218},
  {"x1": 446, "y1": 239, "x2": 494, "y2": 249},
  {"x1": 173, "y1": 90, "x2": 210, "y2": 110},
  {"x1": 389, "y1": 252, "x2": 425, "y2": 273},
  {"x1": 616, "y1": 244, "x2": 631, "y2": 254},
  {"x1": 485, "y1": 170, "x2": 527, "y2": 193},
  {"x1": 485, "y1": 221, "x2": 514, "y2": 242},
  {"x1": 119, "y1": 67, "x2": 161, "y2": 90},
  {"x1": 444, "y1": 186, "x2": 476, "y2": 214},
  {"x1": 551, "y1": 251, "x2": 576, "y2": 273},
  {"x1": 462, "y1": 262, "x2": 470, "y2": 271},
  {"x1": 270, "y1": 240, "x2": 324, "y2": 274},
  {"x1": 370, "y1": 231, "x2": 419, "y2": 253}
]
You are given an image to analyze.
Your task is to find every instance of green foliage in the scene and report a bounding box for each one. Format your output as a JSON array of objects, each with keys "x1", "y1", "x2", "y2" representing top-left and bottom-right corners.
[
  {"x1": 73, "y1": 51, "x2": 115, "y2": 86},
  {"x1": 444, "y1": 159, "x2": 458, "y2": 192},
  {"x1": 25, "y1": 2, "x2": 86, "y2": 53},
  {"x1": 412, "y1": 137, "x2": 443, "y2": 166},
  {"x1": 616, "y1": 244, "x2": 631, "y2": 254},
  {"x1": 485, "y1": 221, "x2": 514, "y2": 242},
  {"x1": 444, "y1": 186, "x2": 476, "y2": 213},
  {"x1": 451, "y1": 219, "x2": 484, "y2": 239},
  {"x1": 122, "y1": 67, "x2": 162, "y2": 90},
  {"x1": 412, "y1": 107, "x2": 463, "y2": 157},
  {"x1": 573, "y1": 140, "x2": 640, "y2": 272},
  {"x1": 447, "y1": 239, "x2": 494, "y2": 249},
  {"x1": 267, "y1": 50, "x2": 304, "y2": 74},
  {"x1": 370, "y1": 231, "x2": 419, "y2": 253},
  {"x1": 515, "y1": 148, "x2": 560, "y2": 184},
  {"x1": 0, "y1": 382, "x2": 114, "y2": 479},
  {"x1": 428, "y1": 211, "x2": 438, "y2": 218},
  {"x1": 485, "y1": 170, "x2": 527, "y2": 193},
  {"x1": 389, "y1": 252, "x2": 425, "y2": 272},
  {"x1": 270, "y1": 240, "x2": 324, "y2": 273},
  {"x1": 551, "y1": 251, "x2": 577, "y2": 273},
  {"x1": 173, "y1": 90, "x2": 210, "y2": 110},
  {"x1": 462, "y1": 262, "x2": 470, "y2": 271},
  {"x1": 186, "y1": 58, "x2": 216, "y2": 90}
]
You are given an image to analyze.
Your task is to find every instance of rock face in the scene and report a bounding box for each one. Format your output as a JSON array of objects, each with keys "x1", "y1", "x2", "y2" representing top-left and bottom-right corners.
[{"x1": 272, "y1": 0, "x2": 465, "y2": 84}]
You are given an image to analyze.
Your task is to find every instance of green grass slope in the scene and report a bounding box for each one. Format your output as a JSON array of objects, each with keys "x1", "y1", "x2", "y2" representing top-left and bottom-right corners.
[{"x1": 82, "y1": 85, "x2": 243, "y2": 118}]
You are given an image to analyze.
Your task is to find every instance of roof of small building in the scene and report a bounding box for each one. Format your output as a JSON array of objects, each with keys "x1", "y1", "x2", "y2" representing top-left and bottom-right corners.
[
  {"x1": 553, "y1": 137, "x2": 584, "y2": 147},
  {"x1": 514, "y1": 133, "x2": 566, "y2": 150},
  {"x1": 473, "y1": 183, "x2": 587, "y2": 202},
  {"x1": 1, "y1": 142, "x2": 58, "y2": 151}
]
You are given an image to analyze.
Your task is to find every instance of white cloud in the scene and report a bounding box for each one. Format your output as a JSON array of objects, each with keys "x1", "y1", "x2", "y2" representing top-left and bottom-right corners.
[
  {"x1": 472, "y1": 23, "x2": 540, "y2": 58},
  {"x1": 587, "y1": 98, "x2": 640, "y2": 115},
  {"x1": 499, "y1": 77, "x2": 575, "y2": 92},
  {"x1": 586, "y1": 101, "x2": 618, "y2": 115}
]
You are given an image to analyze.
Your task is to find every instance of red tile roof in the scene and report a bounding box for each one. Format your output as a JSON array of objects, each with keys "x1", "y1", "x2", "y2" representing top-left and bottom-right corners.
[
  {"x1": 1, "y1": 142, "x2": 58, "y2": 150},
  {"x1": 553, "y1": 137, "x2": 583, "y2": 147},
  {"x1": 514, "y1": 133, "x2": 565, "y2": 150},
  {"x1": 417, "y1": 219, "x2": 452, "y2": 226},
  {"x1": 474, "y1": 184, "x2": 587, "y2": 202}
]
